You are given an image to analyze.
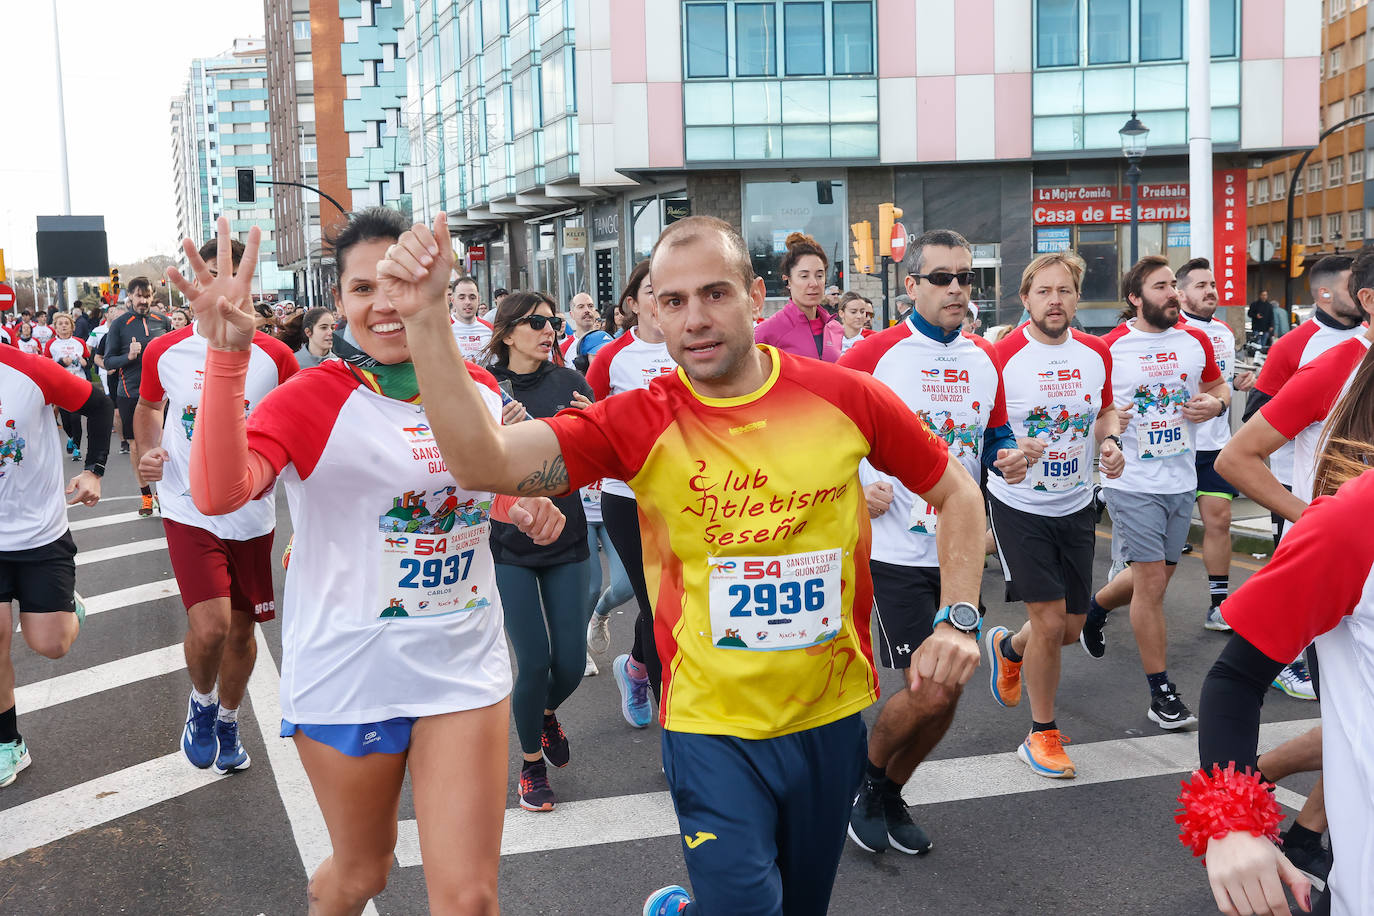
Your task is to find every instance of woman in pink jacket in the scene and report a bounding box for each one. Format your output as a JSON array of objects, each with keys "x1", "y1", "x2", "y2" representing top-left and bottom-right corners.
[{"x1": 753, "y1": 232, "x2": 845, "y2": 362}]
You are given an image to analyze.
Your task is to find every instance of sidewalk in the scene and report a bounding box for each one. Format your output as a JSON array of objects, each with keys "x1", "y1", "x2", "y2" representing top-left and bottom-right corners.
[{"x1": 1190, "y1": 495, "x2": 1275, "y2": 558}]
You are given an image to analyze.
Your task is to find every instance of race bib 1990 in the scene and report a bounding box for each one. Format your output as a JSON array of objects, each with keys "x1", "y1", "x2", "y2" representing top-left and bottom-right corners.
[
  {"x1": 1033, "y1": 441, "x2": 1089, "y2": 491},
  {"x1": 708, "y1": 549, "x2": 843, "y2": 651}
]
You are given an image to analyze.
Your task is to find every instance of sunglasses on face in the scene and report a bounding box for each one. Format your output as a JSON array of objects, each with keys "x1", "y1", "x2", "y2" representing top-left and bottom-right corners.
[
  {"x1": 515, "y1": 314, "x2": 565, "y2": 332},
  {"x1": 914, "y1": 270, "x2": 977, "y2": 287}
]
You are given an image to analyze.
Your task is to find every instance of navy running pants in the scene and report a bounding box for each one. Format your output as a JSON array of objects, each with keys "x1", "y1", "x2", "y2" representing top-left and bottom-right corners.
[{"x1": 661, "y1": 714, "x2": 867, "y2": 916}]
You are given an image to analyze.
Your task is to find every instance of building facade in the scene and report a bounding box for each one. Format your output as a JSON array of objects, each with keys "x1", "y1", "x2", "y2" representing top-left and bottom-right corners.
[
  {"x1": 170, "y1": 39, "x2": 294, "y2": 298},
  {"x1": 400, "y1": 0, "x2": 1318, "y2": 330},
  {"x1": 1246, "y1": 0, "x2": 1369, "y2": 305}
]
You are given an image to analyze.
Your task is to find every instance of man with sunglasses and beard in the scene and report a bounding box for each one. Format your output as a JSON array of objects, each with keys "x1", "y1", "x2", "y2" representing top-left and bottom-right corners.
[
  {"x1": 839, "y1": 229, "x2": 1026, "y2": 854},
  {"x1": 1079, "y1": 256, "x2": 1228, "y2": 731}
]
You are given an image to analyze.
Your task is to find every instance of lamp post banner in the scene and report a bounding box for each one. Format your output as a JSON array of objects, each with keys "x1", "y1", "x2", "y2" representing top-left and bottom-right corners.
[{"x1": 1212, "y1": 168, "x2": 1247, "y2": 308}]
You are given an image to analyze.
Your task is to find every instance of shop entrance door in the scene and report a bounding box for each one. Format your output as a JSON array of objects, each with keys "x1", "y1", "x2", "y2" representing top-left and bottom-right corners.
[{"x1": 595, "y1": 248, "x2": 617, "y2": 309}]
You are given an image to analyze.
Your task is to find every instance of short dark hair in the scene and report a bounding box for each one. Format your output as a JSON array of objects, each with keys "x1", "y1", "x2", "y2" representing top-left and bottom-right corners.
[
  {"x1": 903, "y1": 229, "x2": 971, "y2": 275},
  {"x1": 651, "y1": 215, "x2": 755, "y2": 290},
  {"x1": 126, "y1": 276, "x2": 153, "y2": 296},
  {"x1": 778, "y1": 232, "x2": 828, "y2": 278},
  {"x1": 1309, "y1": 254, "x2": 1354, "y2": 298},
  {"x1": 1347, "y1": 248, "x2": 1374, "y2": 305},
  {"x1": 452, "y1": 275, "x2": 479, "y2": 294},
  {"x1": 1175, "y1": 257, "x2": 1211, "y2": 286},
  {"x1": 1121, "y1": 254, "x2": 1172, "y2": 302},
  {"x1": 198, "y1": 237, "x2": 247, "y2": 269},
  {"x1": 325, "y1": 207, "x2": 410, "y2": 279}
]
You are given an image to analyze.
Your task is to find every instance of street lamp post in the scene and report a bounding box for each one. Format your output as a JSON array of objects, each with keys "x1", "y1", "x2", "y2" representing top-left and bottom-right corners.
[{"x1": 1120, "y1": 112, "x2": 1151, "y2": 267}]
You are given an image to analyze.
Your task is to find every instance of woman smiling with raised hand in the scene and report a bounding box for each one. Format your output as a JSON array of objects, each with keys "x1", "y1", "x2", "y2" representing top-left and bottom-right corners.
[{"x1": 176, "y1": 208, "x2": 564, "y2": 916}]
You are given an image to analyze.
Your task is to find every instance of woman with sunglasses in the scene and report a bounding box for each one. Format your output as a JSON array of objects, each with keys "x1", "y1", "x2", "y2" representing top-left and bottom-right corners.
[
  {"x1": 481, "y1": 292, "x2": 595, "y2": 812},
  {"x1": 754, "y1": 232, "x2": 844, "y2": 362},
  {"x1": 178, "y1": 209, "x2": 564, "y2": 914}
]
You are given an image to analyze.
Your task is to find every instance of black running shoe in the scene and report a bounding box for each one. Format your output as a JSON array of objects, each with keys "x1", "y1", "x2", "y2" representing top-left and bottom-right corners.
[
  {"x1": 519, "y1": 759, "x2": 556, "y2": 812},
  {"x1": 541, "y1": 713, "x2": 570, "y2": 768},
  {"x1": 1147, "y1": 685, "x2": 1197, "y2": 730},
  {"x1": 882, "y1": 784, "x2": 932, "y2": 855},
  {"x1": 1079, "y1": 610, "x2": 1108, "y2": 659},
  {"x1": 847, "y1": 777, "x2": 889, "y2": 853},
  {"x1": 119, "y1": 440, "x2": 131, "y2": 455},
  {"x1": 1280, "y1": 829, "x2": 1332, "y2": 893}
]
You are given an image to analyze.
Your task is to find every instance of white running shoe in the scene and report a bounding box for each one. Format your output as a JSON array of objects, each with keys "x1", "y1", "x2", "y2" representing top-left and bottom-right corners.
[
  {"x1": 584, "y1": 653, "x2": 598, "y2": 677},
  {"x1": 587, "y1": 612, "x2": 612, "y2": 655},
  {"x1": 1272, "y1": 661, "x2": 1317, "y2": 701},
  {"x1": 1204, "y1": 607, "x2": 1232, "y2": 632}
]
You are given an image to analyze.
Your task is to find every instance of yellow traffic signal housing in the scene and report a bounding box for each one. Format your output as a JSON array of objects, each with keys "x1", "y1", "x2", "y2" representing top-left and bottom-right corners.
[
  {"x1": 878, "y1": 203, "x2": 904, "y2": 257},
  {"x1": 1289, "y1": 244, "x2": 1306, "y2": 279},
  {"x1": 110, "y1": 267, "x2": 121, "y2": 297},
  {"x1": 851, "y1": 221, "x2": 875, "y2": 275}
]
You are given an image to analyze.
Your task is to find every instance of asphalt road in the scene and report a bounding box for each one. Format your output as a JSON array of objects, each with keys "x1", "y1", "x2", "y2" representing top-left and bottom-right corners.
[{"x1": 0, "y1": 453, "x2": 1320, "y2": 916}]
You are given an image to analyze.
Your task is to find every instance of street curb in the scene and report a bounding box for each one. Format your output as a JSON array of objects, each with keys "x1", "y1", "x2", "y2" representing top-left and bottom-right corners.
[{"x1": 1098, "y1": 514, "x2": 1273, "y2": 559}]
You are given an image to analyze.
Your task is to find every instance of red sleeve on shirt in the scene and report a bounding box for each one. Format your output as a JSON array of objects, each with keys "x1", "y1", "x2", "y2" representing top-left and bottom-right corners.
[
  {"x1": 478, "y1": 317, "x2": 493, "y2": 330},
  {"x1": 559, "y1": 336, "x2": 575, "y2": 356},
  {"x1": 2, "y1": 346, "x2": 92, "y2": 411},
  {"x1": 836, "y1": 322, "x2": 912, "y2": 374},
  {"x1": 1071, "y1": 330, "x2": 1115, "y2": 409},
  {"x1": 585, "y1": 331, "x2": 635, "y2": 401},
  {"x1": 541, "y1": 385, "x2": 671, "y2": 490},
  {"x1": 1259, "y1": 340, "x2": 1369, "y2": 439},
  {"x1": 1181, "y1": 325, "x2": 1223, "y2": 383},
  {"x1": 1253, "y1": 322, "x2": 1318, "y2": 395},
  {"x1": 1099, "y1": 323, "x2": 1130, "y2": 349},
  {"x1": 252, "y1": 330, "x2": 301, "y2": 385},
  {"x1": 1222, "y1": 470, "x2": 1374, "y2": 662},
  {"x1": 79, "y1": 339, "x2": 90, "y2": 359}
]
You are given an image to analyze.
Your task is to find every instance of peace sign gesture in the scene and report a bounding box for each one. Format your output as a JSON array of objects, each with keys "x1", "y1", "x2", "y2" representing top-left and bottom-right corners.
[{"x1": 165, "y1": 216, "x2": 261, "y2": 352}]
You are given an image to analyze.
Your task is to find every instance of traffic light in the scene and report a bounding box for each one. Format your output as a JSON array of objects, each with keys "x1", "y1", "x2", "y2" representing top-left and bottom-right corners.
[
  {"x1": 851, "y1": 221, "x2": 875, "y2": 275},
  {"x1": 1289, "y1": 243, "x2": 1306, "y2": 279},
  {"x1": 877, "y1": 203, "x2": 904, "y2": 258},
  {"x1": 110, "y1": 267, "x2": 120, "y2": 298},
  {"x1": 236, "y1": 168, "x2": 257, "y2": 204},
  {"x1": 99, "y1": 282, "x2": 110, "y2": 297}
]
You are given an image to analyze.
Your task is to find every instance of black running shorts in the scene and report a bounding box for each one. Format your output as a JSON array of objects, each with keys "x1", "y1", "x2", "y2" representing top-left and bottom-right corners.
[
  {"x1": 989, "y1": 496, "x2": 1096, "y2": 614},
  {"x1": 870, "y1": 560, "x2": 941, "y2": 669},
  {"x1": 0, "y1": 530, "x2": 77, "y2": 613}
]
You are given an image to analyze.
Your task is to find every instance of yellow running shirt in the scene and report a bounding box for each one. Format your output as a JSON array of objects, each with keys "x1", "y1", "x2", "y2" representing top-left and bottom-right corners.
[{"x1": 544, "y1": 346, "x2": 950, "y2": 739}]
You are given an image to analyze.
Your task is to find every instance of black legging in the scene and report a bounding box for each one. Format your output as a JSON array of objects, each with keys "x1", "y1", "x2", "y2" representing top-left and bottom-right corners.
[
  {"x1": 601, "y1": 491, "x2": 661, "y2": 700},
  {"x1": 58, "y1": 408, "x2": 82, "y2": 450}
]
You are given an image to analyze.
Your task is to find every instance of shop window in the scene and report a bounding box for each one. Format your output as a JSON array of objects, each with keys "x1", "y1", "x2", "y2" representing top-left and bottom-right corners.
[
  {"x1": 1037, "y1": 0, "x2": 1080, "y2": 67},
  {"x1": 686, "y1": 4, "x2": 729, "y2": 78},
  {"x1": 1077, "y1": 227, "x2": 1121, "y2": 301},
  {"x1": 630, "y1": 196, "x2": 664, "y2": 264},
  {"x1": 784, "y1": 3, "x2": 826, "y2": 76},
  {"x1": 832, "y1": 2, "x2": 874, "y2": 75},
  {"x1": 1087, "y1": 0, "x2": 1130, "y2": 65},
  {"x1": 736, "y1": 4, "x2": 778, "y2": 76},
  {"x1": 742, "y1": 177, "x2": 846, "y2": 297},
  {"x1": 1139, "y1": 0, "x2": 1182, "y2": 61}
]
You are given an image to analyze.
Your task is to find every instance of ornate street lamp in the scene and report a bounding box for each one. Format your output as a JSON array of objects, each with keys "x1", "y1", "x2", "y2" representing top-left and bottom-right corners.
[{"x1": 1120, "y1": 112, "x2": 1151, "y2": 267}]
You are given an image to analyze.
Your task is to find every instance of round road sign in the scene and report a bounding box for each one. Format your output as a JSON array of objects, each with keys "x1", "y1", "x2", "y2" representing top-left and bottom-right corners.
[{"x1": 890, "y1": 224, "x2": 907, "y2": 263}]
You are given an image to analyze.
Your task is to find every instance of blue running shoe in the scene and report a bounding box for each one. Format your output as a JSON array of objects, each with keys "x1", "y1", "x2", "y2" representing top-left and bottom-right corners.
[
  {"x1": 613, "y1": 654, "x2": 653, "y2": 729},
  {"x1": 65, "y1": 437, "x2": 74, "y2": 455},
  {"x1": 181, "y1": 694, "x2": 219, "y2": 768},
  {"x1": 70, "y1": 446, "x2": 81, "y2": 462},
  {"x1": 212, "y1": 717, "x2": 251, "y2": 775},
  {"x1": 643, "y1": 885, "x2": 691, "y2": 916},
  {"x1": 0, "y1": 739, "x2": 31, "y2": 788},
  {"x1": 72, "y1": 592, "x2": 86, "y2": 629}
]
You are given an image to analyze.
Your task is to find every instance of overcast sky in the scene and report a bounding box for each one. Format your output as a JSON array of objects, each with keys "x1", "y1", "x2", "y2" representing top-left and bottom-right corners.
[{"x1": 0, "y1": 0, "x2": 265, "y2": 272}]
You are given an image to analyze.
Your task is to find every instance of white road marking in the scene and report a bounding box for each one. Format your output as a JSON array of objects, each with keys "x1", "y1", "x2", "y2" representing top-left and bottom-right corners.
[
  {"x1": 16, "y1": 644, "x2": 186, "y2": 715},
  {"x1": 75, "y1": 537, "x2": 168, "y2": 566},
  {"x1": 68, "y1": 495, "x2": 146, "y2": 506},
  {"x1": 391, "y1": 717, "x2": 1320, "y2": 866},
  {"x1": 17, "y1": 580, "x2": 179, "y2": 633},
  {"x1": 67, "y1": 511, "x2": 155, "y2": 532},
  {"x1": 1272, "y1": 786, "x2": 1309, "y2": 811},
  {"x1": 0, "y1": 752, "x2": 221, "y2": 862}
]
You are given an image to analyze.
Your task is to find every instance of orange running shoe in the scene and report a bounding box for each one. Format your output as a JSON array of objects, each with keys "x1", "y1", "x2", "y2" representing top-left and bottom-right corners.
[
  {"x1": 138, "y1": 494, "x2": 156, "y2": 517},
  {"x1": 983, "y1": 625, "x2": 1022, "y2": 708},
  {"x1": 1017, "y1": 729, "x2": 1075, "y2": 779}
]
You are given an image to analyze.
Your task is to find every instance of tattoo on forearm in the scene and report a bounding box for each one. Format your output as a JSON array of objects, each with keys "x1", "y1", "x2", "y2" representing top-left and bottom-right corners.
[{"x1": 517, "y1": 456, "x2": 568, "y2": 495}]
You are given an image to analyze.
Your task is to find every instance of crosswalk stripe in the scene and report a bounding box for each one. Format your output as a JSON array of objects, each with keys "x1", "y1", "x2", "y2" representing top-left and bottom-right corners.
[
  {"x1": 15, "y1": 644, "x2": 186, "y2": 715},
  {"x1": 75, "y1": 538, "x2": 168, "y2": 567},
  {"x1": 67, "y1": 511, "x2": 151, "y2": 532},
  {"x1": 390, "y1": 716, "x2": 1319, "y2": 866},
  {"x1": 82, "y1": 580, "x2": 180, "y2": 615},
  {"x1": 0, "y1": 752, "x2": 221, "y2": 862}
]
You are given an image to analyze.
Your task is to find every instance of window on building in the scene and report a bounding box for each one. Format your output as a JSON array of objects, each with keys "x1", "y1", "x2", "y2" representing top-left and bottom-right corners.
[
  {"x1": 209, "y1": 159, "x2": 217, "y2": 168},
  {"x1": 1354, "y1": 91, "x2": 1368, "y2": 116},
  {"x1": 1308, "y1": 163, "x2": 1322, "y2": 190},
  {"x1": 1331, "y1": 44, "x2": 1343, "y2": 75},
  {"x1": 1309, "y1": 216, "x2": 1322, "y2": 244},
  {"x1": 293, "y1": 20, "x2": 311, "y2": 40},
  {"x1": 1088, "y1": 0, "x2": 1130, "y2": 64},
  {"x1": 1272, "y1": 222, "x2": 1284, "y2": 243},
  {"x1": 1353, "y1": 32, "x2": 1366, "y2": 61},
  {"x1": 1256, "y1": 179, "x2": 1268, "y2": 203},
  {"x1": 1329, "y1": 157, "x2": 1344, "y2": 187},
  {"x1": 1330, "y1": 213, "x2": 1344, "y2": 241},
  {"x1": 685, "y1": 3, "x2": 729, "y2": 78},
  {"x1": 1246, "y1": 179, "x2": 1255, "y2": 205},
  {"x1": 1351, "y1": 210, "x2": 1365, "y2": 240},
  {"x1": 1331, "y1": 0, "x2": 1346, "y2": 18},
  {"x1": 1255, "y1": 224, "x2": 1268, "y2": 242},
  {"x1": 736, "y1": 3, "x2": 778, "y2": 76},
  {"x1": 1292, "y1": 168, "x2": 1304, "y2": 194},
  {"x1": 832, "y1": 1, "x2": 874, "y2": 74},
  {"x1": 1037, "y1": 0, "x2": 1080, "y2": 67},
  {"x1": 1139, "y1": 0, "x2": 1183, "y2": 61},
  {"x1": 1211, "y1": 0, "x2": 1237, "y2": 57},
  {"x1": 301, "y1": 144, "x2": 317, "y2": 162},
  {"x1": 1352, "y1": 152, "x2": 1364, "y2": 183},
  {"x1": 784, "y1": 3, "x2": 826, "y2": 76},
  {"x1": 1272, "y1": 174, "x2": 1286, "y2": 200}
]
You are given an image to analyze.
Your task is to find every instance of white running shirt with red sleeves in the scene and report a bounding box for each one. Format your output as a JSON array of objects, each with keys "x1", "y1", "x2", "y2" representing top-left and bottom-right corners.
[
  {"x1": 244, "y1": 359, "x2": 512, "y2": 724},
  {"x1": 1260, "y1": 336, "x2": 1371, "y2": 504},
  {"x1": 140, "y1": 325, "x2": 298, "y2": 541},
  {"x1": 1220, "y1": 469, "x2": 1374, "y2": 916},
  {"x1": 987, "y1": 325, "x2": 1112, "y2": 516},
  {"x1": 0, "y1": 347, "x2": 92, "y2": 551},
  {"x1": 1180, "y1": 313, "x2": 1236, "y2": 452},
  {"x1": 451, "y1": 317, "x2": 493, "y2": 363},
  {"x1": 841, "y1": 321, "x2": 1003, "y2": 568},
  {"x1": 584, "y1": 327, "x2": 676, "y2": 501},
  {"x1": 1254, "y1": 317, "x2": 1367, "y2": 485},
  {"x1": 45, "y1": 336, "x2": 90, "y2": 379},
  {"x1": 1100, "y1": 320, "x2": 1222, "y2": 495}
]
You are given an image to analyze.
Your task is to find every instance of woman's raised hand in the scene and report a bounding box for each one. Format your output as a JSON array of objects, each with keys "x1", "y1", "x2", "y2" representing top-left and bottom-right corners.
[
  {"x1": 377, "y1": 211, "x2": 454, "y2": 324},
  {"x1": 165, "y1": 217, "x2": 261, "y2": 352}
]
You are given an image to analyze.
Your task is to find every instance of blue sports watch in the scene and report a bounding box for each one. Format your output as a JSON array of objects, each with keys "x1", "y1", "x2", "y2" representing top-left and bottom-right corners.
[{"x1": 932, "y1": 602, "x2": 981, "y2": 640}]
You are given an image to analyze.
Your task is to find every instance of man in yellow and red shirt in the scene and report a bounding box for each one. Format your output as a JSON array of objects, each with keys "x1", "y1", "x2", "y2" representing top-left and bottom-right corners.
[{"x1": 386, "y1": 213, "x2": 987, "y2": 916}]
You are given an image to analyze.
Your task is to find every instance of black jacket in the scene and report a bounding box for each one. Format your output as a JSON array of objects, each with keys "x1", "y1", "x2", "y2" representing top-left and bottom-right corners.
[
  {"x1": 487, "y1": 361, "x2": 594, "y2": 567},
  {"x1": 103, "y1": 310, "x2": 170, "y2": 398}
]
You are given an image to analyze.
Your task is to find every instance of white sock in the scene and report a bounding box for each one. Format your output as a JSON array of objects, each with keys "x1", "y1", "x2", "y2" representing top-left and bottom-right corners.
[
  {"x1": 191, "y1": 686, "x2": 218, "y2": 707},
  {"x1": 216, "y1": 706, "x2": 238, "y2": 723}
]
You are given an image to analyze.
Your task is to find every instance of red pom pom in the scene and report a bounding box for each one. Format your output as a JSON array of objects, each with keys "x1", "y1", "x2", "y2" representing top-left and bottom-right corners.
[{"x1": 1175, "y1": 764, "x2": 1282, "y2": 859}]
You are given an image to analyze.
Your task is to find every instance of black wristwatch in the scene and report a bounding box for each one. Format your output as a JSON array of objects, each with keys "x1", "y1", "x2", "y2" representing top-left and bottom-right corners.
[
  {"x1": 85, "y1": 463, "x2": 105, "y2": 478},
  {"x1": 1104, "y1": 435, "x2": 1123, "y2": 450},
  {"x1": 933, "y1": 601, "x2": 981, "y2": 640}
]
